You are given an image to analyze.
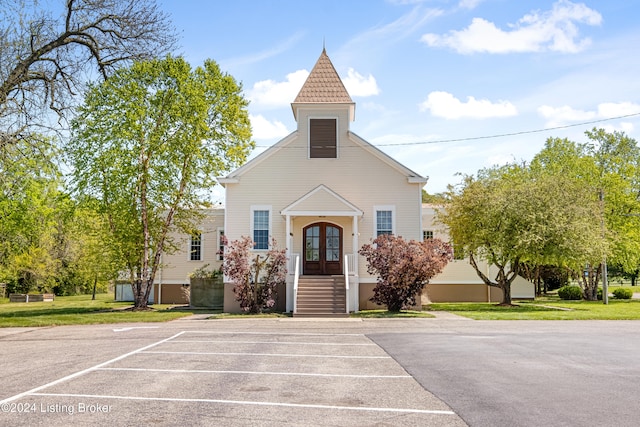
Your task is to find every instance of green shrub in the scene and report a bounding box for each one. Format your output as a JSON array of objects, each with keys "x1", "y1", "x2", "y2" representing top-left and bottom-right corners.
[
  {"x1": 558, "y1": 285, "x2": 583, "y2": 300},
  {"x1": 612, "y1": 288, "x2": 634, "y2": 299}
]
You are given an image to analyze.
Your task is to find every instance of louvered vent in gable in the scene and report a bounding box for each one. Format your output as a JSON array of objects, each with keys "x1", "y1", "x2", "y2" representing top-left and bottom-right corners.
[{"x1": 309, "y1": 118, "x2": 337, "y2": 158}]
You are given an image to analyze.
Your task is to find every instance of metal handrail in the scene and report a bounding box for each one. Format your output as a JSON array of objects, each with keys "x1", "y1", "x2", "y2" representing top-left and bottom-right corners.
[{"x1": 293, "y1": 254, "x2": 300, "y2": 314}]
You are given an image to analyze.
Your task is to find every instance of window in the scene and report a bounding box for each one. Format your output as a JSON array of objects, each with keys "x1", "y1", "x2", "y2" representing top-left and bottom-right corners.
[
  {"x1": 252, "y1": 208, "x2": 270, "y2": 250},
  {"x1": 423, "y1": 230, "x2": 434, "y2": 240},
  {"x1": 190, "y1": 233, "x2": 202, "y2": 261},
  {"x1": 375, "y1": 207, "x2": 394, "y2": 236},
  {"x1": 309, "y1": 118, "x2": 337, "y2": 158},
  {"x1": 217, "y1": 228, "x2": 224, "y2": 261}
]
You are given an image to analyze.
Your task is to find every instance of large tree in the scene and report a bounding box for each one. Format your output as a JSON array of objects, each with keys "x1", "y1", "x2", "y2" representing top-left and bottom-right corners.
[
  {"x1": 440, "y1": 161, "x2": 603, "y2": 304},
  {"x1": 530, "y1": 130, "x2": 640, "y2": 300},
  {"x1": 66, "y1": 55, "x2": 253, "y2": 309},
  {"x1": 0, "y1": 0, "x2": 175, "y2": 149},
  {"x1": 0, "y1": 136, "x2": 115, "y2": 295},
  {"x1": 0, "y1": 138, "x2": 63, "y2": 293},
  {"x1": 586, "y1": 128, "x2": 640, "y2": 297},
  {"x1": 441, "y1": 129, "x2": 638, "y2": 304},
  {"x1": 440, "y1": 165, "x2": 526, "y2": 305}
]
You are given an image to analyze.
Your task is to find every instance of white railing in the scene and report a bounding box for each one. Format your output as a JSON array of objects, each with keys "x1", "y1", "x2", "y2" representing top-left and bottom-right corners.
[
  {"x1": 344, "y1": 254, "x2": 350, "y2": 314},
  {"x1": 289, "y1": 253, "x2": 300, "y2": 274},
  {"x1": 346, "y1": 253, "x2": 356, "y2": 275},
  {"x1": 293, "y1": 254, "x2": 300, "y2": 314}
]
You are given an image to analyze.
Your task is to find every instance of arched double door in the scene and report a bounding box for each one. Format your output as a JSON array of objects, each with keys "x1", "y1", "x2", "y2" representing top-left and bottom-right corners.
[{"x1": 303, "y1": 222, "x2": 342, "y2": 275}]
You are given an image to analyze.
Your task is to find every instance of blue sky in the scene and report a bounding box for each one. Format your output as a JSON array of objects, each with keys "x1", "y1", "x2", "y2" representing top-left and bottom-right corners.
[{"x1": 159, "y1": 0, "x2": 640, "y2": 200}]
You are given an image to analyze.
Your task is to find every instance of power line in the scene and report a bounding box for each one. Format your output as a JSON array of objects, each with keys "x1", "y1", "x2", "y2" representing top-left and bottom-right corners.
[
  {"x1": 374, "y1": 112, "x2": 640, "y2": 147},
  {"x1": 254, "y1": 112, "x2": 640, "y2": 148}
]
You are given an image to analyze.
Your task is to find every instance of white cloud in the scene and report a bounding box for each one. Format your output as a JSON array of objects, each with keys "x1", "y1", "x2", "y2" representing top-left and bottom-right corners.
[
  {"x1": 458, "y1": 0, "x2": 483, "y2": 10},
  {"x1": 419, "y1": 91, "x2": 518, "y2": 119},
  {"x1": 421, "y1": 0, "x2": 602, "y2": 54},
  {"x1": 343, "y1": 68, "x2": 380, "y2": 97},
  {"x1": 538, "y1": 102, "x2": 640, "y2": 127},
  {"x1": 537, "y1": 105, "x2": 596, "y2": 126},
  {"x1": 600, "y1": 122, "x2": 635, "y2": 135},
  {"x1": 248, "y1": 69, "x2": 309, "y2": 108},
  {"x1": 249, "y1": 114, "x2": 290, "y2": 140},
  {"x1": 248, "y1": 66, "x2": 379, "y2": 107},
  {"x1": 597, "y1": 102, "x2": 640, "y2": 118}
]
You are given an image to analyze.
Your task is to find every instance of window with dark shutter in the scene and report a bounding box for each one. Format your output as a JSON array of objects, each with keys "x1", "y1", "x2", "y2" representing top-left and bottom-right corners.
[{"x1": 309, "y1": 118, "x2": 337, "y2": 158}]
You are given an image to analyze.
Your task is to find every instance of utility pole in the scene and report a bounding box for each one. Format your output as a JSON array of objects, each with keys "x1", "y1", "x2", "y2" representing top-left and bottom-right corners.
[{"x1": 600, "y1": 189, "x2": 608, "y2": 304}]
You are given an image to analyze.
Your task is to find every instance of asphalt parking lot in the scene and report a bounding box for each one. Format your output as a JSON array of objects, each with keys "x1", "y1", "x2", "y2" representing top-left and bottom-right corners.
[
  {"x1": 1, "y1": 315, "x2": 639, "y2": 426},
  {"x1": 0, "y1": 318, "x2": 464, "y2": 426}
]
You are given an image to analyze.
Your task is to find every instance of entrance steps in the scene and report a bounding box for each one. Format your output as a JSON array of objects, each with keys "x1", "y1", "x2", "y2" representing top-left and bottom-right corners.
[{"x1": 294, "y1": 275, "x2": 348, "y2": 318}]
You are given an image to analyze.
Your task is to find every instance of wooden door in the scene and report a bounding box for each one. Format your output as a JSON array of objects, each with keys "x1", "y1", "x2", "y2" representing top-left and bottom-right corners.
[{"x1": 303, "y1": 222, "x2": 342, "y2": 275}]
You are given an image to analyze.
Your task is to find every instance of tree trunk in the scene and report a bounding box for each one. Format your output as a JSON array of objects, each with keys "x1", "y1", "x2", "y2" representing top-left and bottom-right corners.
[
  {"x1": 91, "y1": 274, "x2": 97, "y2": 300},
  {"x1": 135, "y1": 287, "x2": 149, "y2": 309},
  {"x1": 500, "y1": 282, "x2": 512, "y2": 305},
  {"x1": 581, "y1": 265, "x2": 600, "y2": 301},
  {"x1": 132, "y1": 277, "x2": 150, "y2": 309},
  {"x1": 387, "y1": 300, "x2": 403, "y2": 312},
  {"x1": 468, "y1": 253, "x2": 517, "y2": 305}
]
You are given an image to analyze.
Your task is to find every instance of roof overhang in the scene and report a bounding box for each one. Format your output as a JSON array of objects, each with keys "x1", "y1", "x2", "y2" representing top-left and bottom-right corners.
[
  {"x1": 281, "y1": 185, "x2": 363, "y2": 217},
  {"x1": 291, "y1": 102, "x2": 355, "y2": 122},
  {"x1": 216, "y1": 177, "x2": 239, "y2": 186}
]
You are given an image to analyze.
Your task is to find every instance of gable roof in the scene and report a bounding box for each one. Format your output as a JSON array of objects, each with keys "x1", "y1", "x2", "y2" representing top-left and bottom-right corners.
[
  {"x1": 348, "y1": 132, "x2": 428, "y2": 184},
  {"x1": 291, "y1": 48, "x2": 355, "y2": 121},
  {"x1": 281, "y1": 185, "x2": 363, "y2": 217},
  {"x1": 217, "y1": 49, "x2": 427, "y2": 186},
  {"x1": 217, "y1": 131, "x2": 297, "y2": 185},
  {"x1": 217, "y1": 129, "x2": 428, "y2": 186},
  {"x1": 294, "y1": 48, "x2": 353, "y2": 103}
]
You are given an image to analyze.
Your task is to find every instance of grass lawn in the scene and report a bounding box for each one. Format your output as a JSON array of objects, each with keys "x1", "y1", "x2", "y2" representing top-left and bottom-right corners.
[
  {"x1": 428, "y1": 296, "x2": 640, "y2": 320},
  {"x1": 3, "y1": 292, "x2": 639, "y2": 325},
  {"x1": 0, "y1": 293, "x2": 209, "y2": 327}
]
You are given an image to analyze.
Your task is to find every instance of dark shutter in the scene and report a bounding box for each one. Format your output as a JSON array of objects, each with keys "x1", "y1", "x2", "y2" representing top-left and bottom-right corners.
[{"x1": 310, "y1": 119, "x2": 337, "y2": 158}]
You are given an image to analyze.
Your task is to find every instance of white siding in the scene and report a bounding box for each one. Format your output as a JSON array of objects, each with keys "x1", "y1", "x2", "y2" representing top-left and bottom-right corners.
[
  {"x1": 159, "y1": 209, "x2": 225, "y2": 284},
  {"x1": 223, "y1": 106, "x2": 423, "y2": 279}
]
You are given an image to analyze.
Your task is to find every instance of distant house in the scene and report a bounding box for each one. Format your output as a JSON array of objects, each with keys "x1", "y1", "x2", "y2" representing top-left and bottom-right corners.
[{"x1": 137, "y1": 49, "x2": 534, "y2": 311}]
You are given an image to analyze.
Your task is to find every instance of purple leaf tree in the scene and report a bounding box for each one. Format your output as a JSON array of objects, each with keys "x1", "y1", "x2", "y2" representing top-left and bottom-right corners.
[
  {"x1": 359, "y1": 234, "x2": 452, "y2": 312},
  {"x1": 222, "y1": 236, "x2": 287, "y2": 313}
]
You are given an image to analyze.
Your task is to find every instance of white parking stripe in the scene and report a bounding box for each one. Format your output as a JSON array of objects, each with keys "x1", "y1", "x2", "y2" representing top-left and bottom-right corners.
[
  {"x1": 97, "y1": 367, "x2": 411, "y2": 378},
  {"x1": 141, "y1": 350, "x2": 390, "y2": 359},
  {"x1": 184, "y1": 331, "x2": 365, "y2": 336},
  {"x1": 0, "y1": 331, "x2": 186, "y2": 405},
  {"x1": 169, "y1": 339, "x2": 376, "y2": 346},
  {"x1": 2, "y1": 330, "x2": 460, "y2": 421},
  {"x1": 31, "y1": 392, "x2": 456, "y2": 415}
]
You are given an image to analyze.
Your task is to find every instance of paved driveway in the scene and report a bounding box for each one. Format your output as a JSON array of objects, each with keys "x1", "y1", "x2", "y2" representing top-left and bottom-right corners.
[
  {"x1": 370, "y1": 316, "x2": 640, "y2": 427},
  {"x1": 1, "y1": 316, "x2": 639, "y2": 426}
]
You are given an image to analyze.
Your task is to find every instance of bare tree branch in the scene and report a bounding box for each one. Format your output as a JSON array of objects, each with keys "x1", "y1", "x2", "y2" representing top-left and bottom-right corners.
[{"x1": 0, "y1": 0, "x2": 177, "y2": 150}]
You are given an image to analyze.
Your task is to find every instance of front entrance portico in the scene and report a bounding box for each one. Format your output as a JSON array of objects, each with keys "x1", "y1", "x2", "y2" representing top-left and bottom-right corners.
[{"x1": 280, "y1": 185, "x2": 363, "y2": 312}]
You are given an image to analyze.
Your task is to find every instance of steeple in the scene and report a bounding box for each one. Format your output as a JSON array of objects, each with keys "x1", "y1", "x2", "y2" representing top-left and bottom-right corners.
[{"x1": 291, "y1": 49, "x2": 355, "y2": 121}]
